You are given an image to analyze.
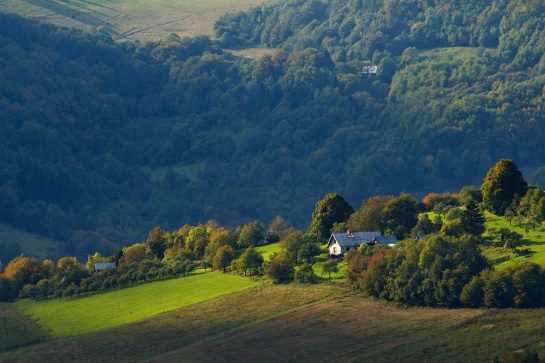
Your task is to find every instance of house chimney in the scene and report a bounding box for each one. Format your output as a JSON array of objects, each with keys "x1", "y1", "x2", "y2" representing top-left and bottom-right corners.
[{"x1": 347, "y1": 229, "x2": 351, "y2": 235}]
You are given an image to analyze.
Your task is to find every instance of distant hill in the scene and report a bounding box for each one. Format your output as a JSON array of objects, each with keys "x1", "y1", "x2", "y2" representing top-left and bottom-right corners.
[{"x1": 1, "y1": 0, "x2": 545, "y2": 259}]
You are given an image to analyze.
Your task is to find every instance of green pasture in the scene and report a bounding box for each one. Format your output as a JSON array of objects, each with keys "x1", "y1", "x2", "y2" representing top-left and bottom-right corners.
[
  {"x1": 15, "y1": 271, "x2": 257, "y2": 337},
  {"x1": 254, "y1": 242, "x2": 280, "y2": 261},
  {"x1": 2, "y1": 285, "x2": 339, "y2": 362},
  {"x1": 0, "y1": 0, "x2": 276, "y2": 42},
  {"x1": 482, "y1": 211, "x2": 545, "y2": 269}
]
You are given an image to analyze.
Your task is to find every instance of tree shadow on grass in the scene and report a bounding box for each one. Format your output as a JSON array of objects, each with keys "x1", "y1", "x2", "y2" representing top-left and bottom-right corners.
[{"x1": 26, "y1": 0, "x2": 119, "y2": 35}]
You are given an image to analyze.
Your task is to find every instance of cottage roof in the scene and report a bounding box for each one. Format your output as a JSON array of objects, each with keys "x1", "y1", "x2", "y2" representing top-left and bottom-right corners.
[
  {"x1": 329, "y1": 231, "x2": 382, "y2": 248},
  {"x1": 94, "y1": 262, "x2": 116, "y2": 271},
  {"x1": 373, "y1": 236, "x2": 398, "y2": 245}
]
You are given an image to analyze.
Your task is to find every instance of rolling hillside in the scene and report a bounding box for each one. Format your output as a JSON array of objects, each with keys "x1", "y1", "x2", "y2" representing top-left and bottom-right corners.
[
  {"x1": 2, "y1": 283, "x2": 545, "y2": 362},
  {"x1": 1, "y1": 0, "x2": 545, "y2": 261}
]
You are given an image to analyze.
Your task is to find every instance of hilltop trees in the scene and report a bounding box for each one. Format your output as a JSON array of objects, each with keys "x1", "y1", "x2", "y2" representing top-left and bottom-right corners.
[
  {"x1": 308, "y1": 193, "x2": 354, "y2": 243},
  {"x1": 381, "y1": 194, "x2": 419, "y2": 238},
  {"x1": 482, "y1": 159, "x2": 528, "y2": 216}
]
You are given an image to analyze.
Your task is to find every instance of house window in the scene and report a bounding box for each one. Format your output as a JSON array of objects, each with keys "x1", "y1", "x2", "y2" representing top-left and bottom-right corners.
[{"x1": 333, "y1": 247, "x2": 337, "y2": 254}]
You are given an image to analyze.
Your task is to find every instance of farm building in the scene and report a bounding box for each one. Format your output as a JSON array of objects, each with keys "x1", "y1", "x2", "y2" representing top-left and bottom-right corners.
[
  {"x1": 371, "y1": 236, "x2": 398, "y2": 247},
  {"x1": 327, "y1": 231, "x2": 381, "y2": 259},
  {"x1": 94, "y1": 262, "x2": 116, "y2": 273}
]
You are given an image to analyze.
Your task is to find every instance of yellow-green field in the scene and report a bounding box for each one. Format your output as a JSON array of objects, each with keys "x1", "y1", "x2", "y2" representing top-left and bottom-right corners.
[
  {"x1": 15, "y1": 270, "x2": 257, "y2": 337},
  {"x1": 0, "y1": 0, "x2": 276, "y2": 43}
]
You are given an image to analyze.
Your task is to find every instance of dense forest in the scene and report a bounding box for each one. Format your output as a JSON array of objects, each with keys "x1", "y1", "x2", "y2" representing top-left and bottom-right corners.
[{"x1": 1, "y1": 0, "x2": 545, "y2": 261}]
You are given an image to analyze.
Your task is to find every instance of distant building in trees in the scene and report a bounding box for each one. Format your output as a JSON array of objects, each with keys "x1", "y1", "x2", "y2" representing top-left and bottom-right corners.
[
  {"x1": 371, "y1": 236, "x2": 398, "y2": 246},
  {"x1": 94, "y1": 262, "x2": 116, "y2": 273}
]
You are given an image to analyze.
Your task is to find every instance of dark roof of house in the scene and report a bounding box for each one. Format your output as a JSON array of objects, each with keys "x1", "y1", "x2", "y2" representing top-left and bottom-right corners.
[
  {"x1": 329, "y1": 232, "x2": 382, "y2": 247},
  {"x1": 373, "y1": 236, "x2": 398, "y2": 245},
  {"x1": 94, "y1": 262, "x2": 116, "y2": 271}
]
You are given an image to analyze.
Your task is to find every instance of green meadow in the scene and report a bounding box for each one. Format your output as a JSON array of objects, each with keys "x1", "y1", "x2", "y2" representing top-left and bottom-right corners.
[
  {"x1": 0, "y1": 0, "x2": 276, "y2": 42},
  {"x1": 15, "y1": 271, "x2": 257, "y2": 337},
  {"x1": 482, "y1": 211, "x2": 545, "y2": 269}
]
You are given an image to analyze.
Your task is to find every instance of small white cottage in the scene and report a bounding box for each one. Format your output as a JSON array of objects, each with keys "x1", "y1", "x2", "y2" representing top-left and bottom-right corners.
[{"x1": 327, "y1": 230, "x2": 382, "y2": 259}]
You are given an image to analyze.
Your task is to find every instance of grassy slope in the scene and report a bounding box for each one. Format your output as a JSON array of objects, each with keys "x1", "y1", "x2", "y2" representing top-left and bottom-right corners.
[
  {"x1": 15, "y1": 271, "x2": 257, "y2": 337},
  {"x1": 0, "y1": 285, "x2": 339, "y2": 362},
  {"x1": 4, "y1": 283, "x2": 545, "y2": 362},
  {"x1": 0, "y1": 0, "x2": 275, "y2": 42},
  {"x1": 0, "y1": 303, "x2": 49, "y2": 352},
  {"x1": 0, "y1": 222, "x2": 62, "y2": 261},
  {"x1": 482, "y1": 211, "x2": 545, "y2": 268}
]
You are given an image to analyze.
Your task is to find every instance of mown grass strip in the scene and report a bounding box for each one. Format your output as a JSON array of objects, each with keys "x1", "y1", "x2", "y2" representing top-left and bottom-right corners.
[{"x1": 15, "y1": 271, "x2": 257, "y2": 337}]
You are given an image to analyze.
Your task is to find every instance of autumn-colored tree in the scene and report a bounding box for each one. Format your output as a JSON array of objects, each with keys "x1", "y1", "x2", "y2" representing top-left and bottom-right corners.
[
  {"x1": 186, "y1": 226, "x2": 210, "y2": 260},
  {"x1": 147, "y1": 226, "x2": 168, "y2": 260},
  {"x1": 481, "y1": 159, "x2": 528, "y2": 215},
  {"x1": 212, "y1": 245, "x2": 234, "y2": 272},
  {"x1": 422, "y1": 192, "x2": 459, "y2": 210},
  {"x1": 118, "y1": 243, "x2": 151, "y2": 270},
  {"x1": 346, "y1": 195, "x2": 394, "y2": 232},
  {"x1": 1, "y1": 255, "x2": 43, "y2": 289}
]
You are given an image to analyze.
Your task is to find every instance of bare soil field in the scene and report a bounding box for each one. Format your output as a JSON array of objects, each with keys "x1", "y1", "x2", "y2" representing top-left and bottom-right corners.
[
  {"x1": 0, "y1": 0, "x2": 274, "y2": 42},
  {"x1": 155, "y1": 297, "x2": 483, "y2": 363}
]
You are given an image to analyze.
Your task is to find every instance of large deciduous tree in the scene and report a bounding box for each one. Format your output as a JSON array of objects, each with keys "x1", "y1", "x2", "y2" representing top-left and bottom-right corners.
[
  {"x1": 213, "y1": 245, "x2": 234, "y2": 272},
  {"x1": 308, "y1": 193, "x2": 354, "y2": 243},
  {"x1": 481, "y1": 159, "x2": 528, "y2": 215},
  {"x1": 346, "y1": 195, "x2": 394, "y2": 232},
  {"x1": 381, "y1": 193, "x2": 419, "y2": 238}
]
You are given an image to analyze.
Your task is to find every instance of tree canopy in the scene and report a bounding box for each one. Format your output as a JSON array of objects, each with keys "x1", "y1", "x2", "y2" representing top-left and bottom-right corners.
[{"x1": 482, "y1": 159, "x2": 528, "y2": 215}]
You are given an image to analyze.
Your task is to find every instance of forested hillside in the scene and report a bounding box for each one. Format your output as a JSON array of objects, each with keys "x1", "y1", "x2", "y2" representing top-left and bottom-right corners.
[{"x1": 1, "y1": 0, "x2": 545, "y2": 260}]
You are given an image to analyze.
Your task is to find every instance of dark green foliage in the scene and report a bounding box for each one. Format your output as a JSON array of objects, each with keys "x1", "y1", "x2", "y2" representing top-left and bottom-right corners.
[
  {"x1": 321, "y1": 260, "x2": 339, "y2": 280},
  {"x1": 308, "y1": 193, "x2": 354, "y2": 243},
  {"x1": 3, "y1": 0, "x2": 545, "y2": 264},
  {"x1": 381, "y1": 194, "x2": 419, "y2": 239},
  {"x1": 460, "y1": 203, "x2": 486, "y2": 237},
  {"x1": 482, "y1": 159, "x2": 528, "y2": 216},
  {"x1": 293, "y1": 263, "x2": 316, "y2": 283},
  {"x1": 237, "y1": 221, "x2": 265, "y2": 248},
  {"x1": 412, "y1": 214, "x2": 441, "y2": 236},
  {"x1": 498, "y1": 228, "x2": 523, "y2": 250},
  {"x1": 265, "y1": 252, "x2": 294, "y2": 283},
  {"x1": 0, "y1": 277, "x2": 18, "y2": 302},
  {"x1": 348, "y1": 234, "x2": 490, "y2": 307},
  {"x1": 237, "y1": 246, "x2": 264, "y2": 276}
]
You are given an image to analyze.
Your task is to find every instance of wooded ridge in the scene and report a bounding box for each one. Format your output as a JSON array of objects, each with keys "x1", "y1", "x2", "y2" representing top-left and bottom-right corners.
[{"x1": 1, "y1": 0, "x2": 545, "y2": 260}]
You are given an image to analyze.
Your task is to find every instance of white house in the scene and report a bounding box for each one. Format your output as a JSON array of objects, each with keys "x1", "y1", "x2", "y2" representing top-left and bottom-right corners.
[{"x1": 327, "y1": 231, "x2": 382, "y2": 259}]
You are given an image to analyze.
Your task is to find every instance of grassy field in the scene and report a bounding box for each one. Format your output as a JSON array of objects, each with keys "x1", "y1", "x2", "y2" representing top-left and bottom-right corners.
[
  {"x1": 254, "y1": 241, "x2": 280, "y2": 260},
  {"x1": 15, "y1": 270, "x2": 257, "y2": 337},
  {"x1": 0, "y1": 0, "x2": 275, "y2": 43},
  {"x1": 1, "y1": 284, "x2": 340, "y2": 362},
  {"x1": 482, "y1": 211, "x2": 545, "y2": 269},
  {"x1": 0, "y1": 222, "x2": 62, "y2": 261},
  {"x1": 3, "y1": 281, "x2": 545, "y2": 362}
]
